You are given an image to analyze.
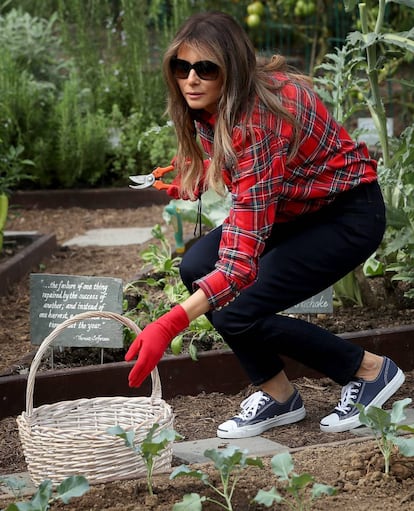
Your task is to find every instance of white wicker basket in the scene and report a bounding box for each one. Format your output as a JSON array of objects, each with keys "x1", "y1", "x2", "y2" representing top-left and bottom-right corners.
[{"x1": 17, "y1": 311, "x2": 174, "y2": 486}]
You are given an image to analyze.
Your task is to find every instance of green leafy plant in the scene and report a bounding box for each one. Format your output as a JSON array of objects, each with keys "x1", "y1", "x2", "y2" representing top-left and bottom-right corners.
[
  {"x1": 137, "y1": 121, "x2": 177, "y2": 171},
  {"x1": 0, "y1": 476, "x2": 27, "y2": 501},
  {"x1": 171, "y1": 446, "x2": 263, "y2": 511},
  {"x1": 166, "y1": 189, "x2": 232, "y2": 231},
  {"x1": 0, "y1": 143, "x2": 35, "y2": 197},
  {"x1": 3, "y1": 475, "x2": 89, "y2": 511},
  {"x1": 313, "y1": 0, "x2": 414, "y2": 304},
  {"x1": 344, "y1": 0, "x2": 414, "y2": 168},
  {"x1": 254, "y1": 451, "x2": 336, "y2": 510},
  {"x1": 107, "y1": 423, "x2": 182, "y2": 497},
  {"x1": 314, "y1": 40, "x2": 367, "y2": 126},
  {"x1": 356, "y1": 398, "x2": 414, "y2": 475},
  {"x1": 0, "y1": 142, "x2": 34, "y2": 252},
  {"x1": 54, "y1": 72, "x2": 110, "y2": 187},
  {"x1": 332, "y1": 270, "x2": 363, "y2": 307},
  {"x1": 378, "y1": 124, "x2": 414, "y2": 298},
  {"x1": 140, "y1": 224, "x2": 182, "y2": 276}
]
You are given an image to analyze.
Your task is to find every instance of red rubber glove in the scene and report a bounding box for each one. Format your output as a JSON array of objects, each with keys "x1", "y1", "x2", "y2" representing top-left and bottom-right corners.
[{"x1": 125, "y1": 305, "x2": 189, "y2": 387}]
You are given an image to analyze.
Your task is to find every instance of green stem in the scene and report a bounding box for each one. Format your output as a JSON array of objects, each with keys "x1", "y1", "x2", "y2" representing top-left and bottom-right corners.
[
  {"x1": 147, "y1": 459, "x2": 154, "y2": 496},
  {"x1": 0, "y1": 194, "x2": 9, "y2": 254},
  {"x1": 359, "y1": 2, "x2": 390, "y2": 167}
]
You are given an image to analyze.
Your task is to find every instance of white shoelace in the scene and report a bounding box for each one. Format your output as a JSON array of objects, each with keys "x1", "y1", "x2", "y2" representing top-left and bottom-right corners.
[
  {"x1": 334, "y1": 381, "x2": 362, "y2": 414},
  {"x1": 236, "y1": 391, "x2": 270, "y2": 420}
]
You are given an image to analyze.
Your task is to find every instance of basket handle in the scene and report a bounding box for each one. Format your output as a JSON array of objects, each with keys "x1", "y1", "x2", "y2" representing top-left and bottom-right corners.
[{"x1": 25, "y1": 311, "x2": 163, "y2": 417}]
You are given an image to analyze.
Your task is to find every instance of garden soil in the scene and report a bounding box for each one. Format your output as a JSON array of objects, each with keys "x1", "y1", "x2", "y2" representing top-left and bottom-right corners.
[{"x1": 1, "y1": 205, "x2": 414, "y2": 510}]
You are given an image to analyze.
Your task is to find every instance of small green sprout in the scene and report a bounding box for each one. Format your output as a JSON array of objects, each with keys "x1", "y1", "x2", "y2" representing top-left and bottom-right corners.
[
  {"x1": 0, "y1": 476, "x2": 27, "y2": 500},
  {"x1": 357, "y1": 397, "x2": 414, "y2": 475},
  {"x1": 4, "y1": 475, "x2": 89, "y2": 511},
  {"x1": 254, "y1": 451, "x2": 336, "y2": 510},
  {"x1": 171, "y1": 445, "x2": 263, "y2": 511},
  {"x1": 107, "y1": 423, "x2": 182, "y2": 496}
]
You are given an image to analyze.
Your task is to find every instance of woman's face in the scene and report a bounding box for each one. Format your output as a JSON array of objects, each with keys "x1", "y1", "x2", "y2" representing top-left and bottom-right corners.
[{"x1": 174, "y1": 45, "x2": 223, "y2": 114}]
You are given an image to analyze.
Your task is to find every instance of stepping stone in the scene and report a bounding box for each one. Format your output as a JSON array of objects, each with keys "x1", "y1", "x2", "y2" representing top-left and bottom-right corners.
[
  {"x1": 173, "y1": 436, "x2": 288, "y2": 464},
  {"x1": 63, "y1": 227, "x2": 154, "y2": 247}
]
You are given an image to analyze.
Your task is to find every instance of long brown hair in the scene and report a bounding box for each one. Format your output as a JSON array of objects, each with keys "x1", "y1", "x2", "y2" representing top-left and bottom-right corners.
[{"x1": 163, "y1": 11, "x2": 309, "y2": 198}]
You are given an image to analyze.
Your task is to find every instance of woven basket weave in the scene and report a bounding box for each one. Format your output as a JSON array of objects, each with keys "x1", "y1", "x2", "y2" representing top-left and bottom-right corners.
[{"x1": 17, "y1": 311, "x2": 174, "y2": 486}]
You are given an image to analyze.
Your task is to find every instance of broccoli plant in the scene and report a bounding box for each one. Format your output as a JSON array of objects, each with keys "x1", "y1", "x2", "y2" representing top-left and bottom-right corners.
[
  {"x1": 254, "y1": 451, "x2": 336, "y2": 510},
  {"x1": 3, "y1": 475, "x2": 89, "y2": 511},
  {"x1": 357, "y1": 398, "x2": 414, "y2": 475},
  {"x1": 107, "y1": 423, "x2": 182, "y2": 497},
  {"x1": 171, "y1": 446, "x2": 263, "y2": 511}
]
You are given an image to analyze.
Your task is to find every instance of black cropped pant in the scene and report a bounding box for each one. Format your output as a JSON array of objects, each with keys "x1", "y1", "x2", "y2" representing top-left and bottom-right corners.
[{"x1": 180, "y1": 181, "x2": 386, "y2": 386}]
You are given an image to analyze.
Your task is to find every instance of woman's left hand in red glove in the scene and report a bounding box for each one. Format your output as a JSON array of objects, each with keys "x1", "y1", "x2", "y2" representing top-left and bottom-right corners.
[{"x1": 125, "y1": 304, "x2": 189, "y2": 387}]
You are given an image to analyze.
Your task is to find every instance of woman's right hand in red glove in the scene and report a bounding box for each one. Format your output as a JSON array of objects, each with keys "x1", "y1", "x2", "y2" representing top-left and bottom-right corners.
[{"x1": 125, "y1": 305, "x2": 189, "y2": 387}]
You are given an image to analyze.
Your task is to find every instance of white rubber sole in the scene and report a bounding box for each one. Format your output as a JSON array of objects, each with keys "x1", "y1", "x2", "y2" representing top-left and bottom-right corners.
[
  {"x1": 320, "y1": 368, "x2": 405, "y2": 433},
  {"x1": 217, "y1": 406, "x2": 306, "y2": 439}
]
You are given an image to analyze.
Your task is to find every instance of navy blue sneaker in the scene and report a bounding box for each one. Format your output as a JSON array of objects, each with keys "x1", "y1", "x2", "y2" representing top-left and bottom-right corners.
[
  {"x1": 217, "y1": 389, "x2": 306, "y2": 439},
  {"x1": 320, "y1": 357, "x2": 405, "y2": 433}
]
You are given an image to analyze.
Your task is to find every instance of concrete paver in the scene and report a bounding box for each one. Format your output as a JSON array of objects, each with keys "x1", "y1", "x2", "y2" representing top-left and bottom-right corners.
[
  {"x1": 173, "y1": 436, "x2": 288, "y2": 464},
  {"x1": 63, "y1": 227, "x2": 154, "y2": 247}
]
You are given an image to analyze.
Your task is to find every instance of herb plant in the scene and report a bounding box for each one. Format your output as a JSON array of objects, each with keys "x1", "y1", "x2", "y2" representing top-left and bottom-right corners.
[
  {"x1": 357, "y1": 398, "x2": 414, "y2": 475},
  {"x1": 107, "y1": 423, "x2": 182, "y2": 497},
  {"x1": 254, "y1": 451, "x2": 336, "y2": 510},
  {"x1": 171, "y1": 446, "x2": 263, "y2": 511},
  {"x1": 3, "y1": 475, "x2": 89, "y2": 511}
]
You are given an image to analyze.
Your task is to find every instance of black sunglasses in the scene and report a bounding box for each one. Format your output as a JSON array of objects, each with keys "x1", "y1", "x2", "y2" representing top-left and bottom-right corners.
[{"x1": 170, "y1": 58, "x2": 220, "y2": 81}]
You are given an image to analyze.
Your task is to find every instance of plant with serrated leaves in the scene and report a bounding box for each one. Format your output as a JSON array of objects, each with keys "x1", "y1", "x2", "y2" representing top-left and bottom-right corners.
[
  {"x1": 107, "y1": 423, "x2": 182, "y2": 497},
  {"x1": 3, "y1": 475, "x2": 89, "y2": 511},
  {"x1": 356, "y1": 398, "x2": 414, "y2": 475},
  {"x1": 314, "y1": 40, "x2": 367, "y2": 126},
  {"x1": 378, "y1": 125, "x2": 414, "y2": 299},
  {"x1": 171, "y1": 446, "x2": 263, "y2": 511},
  {"x1": 314, "y1": 0, "x2": 414, "y2": 304},
  {"x1": 254, "y1": 451, "x2": 336, "y2": 510},
  {"x1": 344, "y1": 0, "x2": 414, "y2": 168},
  {"x1": 140, "y1": 224, "x2": 182, "y2": 277}
]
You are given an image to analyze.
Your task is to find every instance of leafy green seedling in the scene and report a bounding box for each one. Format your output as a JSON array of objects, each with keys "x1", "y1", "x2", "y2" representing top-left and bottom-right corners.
[
  {"x1": 171, "y1": 445, "x2": 263, "y2": 511},
  {"x1": 254, "y1": 451, "x2": 336, "y2": 510},
  {"x1": 4, "y1": 475, "x2": 89, "y2": 511},
  {"x1": 140, "y1": 224, "x2": 182, "y2": 277},
  {"x1": 0, "y1": 476, "x2": 27, "y2": 500},
  {"x1": 107, "y1": 423, "x2": 182, "y2": 496},
  {"x1": 356, "y1": 397, "x2": 414, "y2": 475}
]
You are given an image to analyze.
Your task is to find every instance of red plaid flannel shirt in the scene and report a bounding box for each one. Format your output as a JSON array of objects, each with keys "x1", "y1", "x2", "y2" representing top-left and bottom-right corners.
[{"x1": 193, "y1": 73, "x2": 378, "y2": 309}]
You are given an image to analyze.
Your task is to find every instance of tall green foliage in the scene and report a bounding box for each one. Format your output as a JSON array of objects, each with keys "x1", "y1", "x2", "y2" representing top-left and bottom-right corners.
[
  {"x1": 54, "y1": 72, "x2": 109, "y2": 186},
  {"x1": 0, "y1": 1, "x2": 196, "y2": 188},
  {"x1": 315, "y1": 0, "x2": 414, "y2": 300}
]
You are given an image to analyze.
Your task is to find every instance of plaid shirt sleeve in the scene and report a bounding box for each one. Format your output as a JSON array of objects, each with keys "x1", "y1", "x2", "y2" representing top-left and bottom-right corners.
[{"x1": 194, "y1": 77, "x2": 378, "y2": 310}]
